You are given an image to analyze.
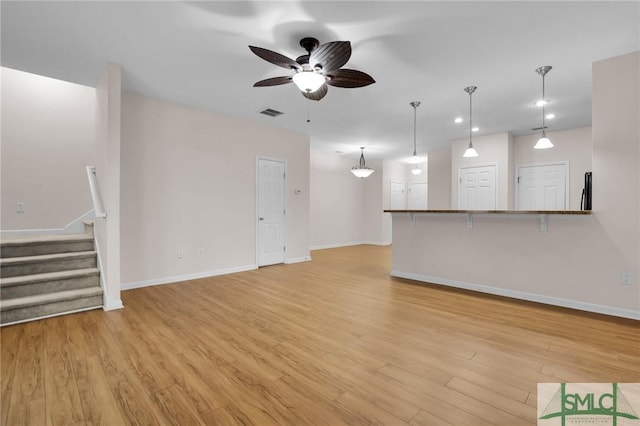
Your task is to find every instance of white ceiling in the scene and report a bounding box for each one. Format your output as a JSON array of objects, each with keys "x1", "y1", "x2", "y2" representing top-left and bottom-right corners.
[{"x1": 2, "y1": 1, "x2": 639, "y2": 162}]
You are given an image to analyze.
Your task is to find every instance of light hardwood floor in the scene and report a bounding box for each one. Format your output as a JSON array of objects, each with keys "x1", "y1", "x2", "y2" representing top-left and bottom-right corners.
[{"x1": 2, "y1": 245, "x2": 639, "y2": 425}]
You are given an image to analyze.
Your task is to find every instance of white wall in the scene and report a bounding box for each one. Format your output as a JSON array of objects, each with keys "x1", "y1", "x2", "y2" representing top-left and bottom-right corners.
[
  {"x1": 451, "y1": 132, "x2": 512, "y2": 209},
  {"x1": 94, "y1": 63, "x2": 123, "y2": 310},
  {"x1": 310, "y1": 152, "x2": 395, "y2": 248},
  {"x1": 383, "y1": 159, "x2": 407, "y2": 210},
  {"x1": 310, "y1": 149, "x2": 364, "y2": 249},
  {"x1": 592, "y1": 51, "x2": 639, "y2": 306},
  {"x1": 120, "y1": 93, "x2": 310, "y2": 286},
  {"x1": 363, "y1": 159, "x2": 387, "y2": 244},
  {"x1": 390, "y1": 52, "x2": 640, "y2": 319},
  {"x1": 427, "y1": 147, "x2": 452, "y2": 209},
  {"x1": 514, "y1": 127, "x2": 592, "y2": 210},
  {"x1": 1, "y1": 67, "x2": 96, "y2": 231}
]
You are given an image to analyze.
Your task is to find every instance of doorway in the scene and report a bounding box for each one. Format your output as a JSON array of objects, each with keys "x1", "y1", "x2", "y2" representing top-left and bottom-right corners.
[
  {"x1": 390, "y1": 181, "x2": 406, "y2": 210},
  {"x1": 257, "y1": 158, "x2": 286, "y2": 266},
  {"x1": 458, "y1": 165, "x2": 497, "y2": 210},
  {"x1": 408, "y1": 183, "x2": 428, "y2": 209},
  {"x1": 516, "y1": 162, "x2": 568, "y2": 210}
]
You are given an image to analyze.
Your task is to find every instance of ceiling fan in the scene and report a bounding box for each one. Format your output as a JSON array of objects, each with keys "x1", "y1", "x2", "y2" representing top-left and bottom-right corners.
[{"x1": 249, "y1": 37, "x2": 375, "y2": 101}]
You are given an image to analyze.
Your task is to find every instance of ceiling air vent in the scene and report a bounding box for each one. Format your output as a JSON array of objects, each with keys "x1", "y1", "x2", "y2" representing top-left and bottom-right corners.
[{"x1": 260, "y1": 108, "x2": 283, "y2": 118}]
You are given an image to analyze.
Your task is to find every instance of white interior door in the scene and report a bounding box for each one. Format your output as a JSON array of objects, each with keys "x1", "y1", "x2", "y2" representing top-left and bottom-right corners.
[
  {"x1": 390, "y1": 181, "x2": 406, "y2": 209},
  {"x1": 458, "y1": 165, "x2": 497, "y2": 210},
  {"x1": 257, "y1": 159, "x2": 286, "y2": 266},
  {"x1": 517, "y1": 163, "x2": 568, "y2": 210},
  {"x1": 408, "y1": 183, "x2": 428, "y2": 209}
]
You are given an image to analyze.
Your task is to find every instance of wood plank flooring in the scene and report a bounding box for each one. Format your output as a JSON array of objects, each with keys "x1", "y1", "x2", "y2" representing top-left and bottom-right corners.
[{"x1": 2, "y1": 244, "x2": 639, "y2": 425}]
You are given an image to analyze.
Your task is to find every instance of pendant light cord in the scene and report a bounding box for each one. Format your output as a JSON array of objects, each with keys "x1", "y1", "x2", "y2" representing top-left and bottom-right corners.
[
  {"x1": 409, "y1": 101, "x2": 420, "y2": 158},
  {"x1": 535, "y1": 66, "x2": 552, "y2": 138},
  {"x1": 469, "y1": 91, "x2": 473, "y2": 146},
  {"x1": 541, "y1": 74, "x2": 546, "y2": 132},
  {"x1": 413, "y1": 105, "x2": 417, "y2": 156}
]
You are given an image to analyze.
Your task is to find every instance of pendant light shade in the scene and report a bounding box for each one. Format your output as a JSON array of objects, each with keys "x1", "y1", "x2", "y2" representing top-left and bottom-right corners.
[
  {"x1": 409, "y1": 101, "x2": 422, "y2": 165},
  {"x1": 462, "y1": 86, "x2": 479, "y2": 158},
  {"x1": 351, "y1": 147, "x2": 374, "y2": 178},
  {"x1": 534, "y1": 66, "x2": 554, "y2": 149},
  {"x1": 411, "y1": 166, "x2": 423, "y2": 176}
]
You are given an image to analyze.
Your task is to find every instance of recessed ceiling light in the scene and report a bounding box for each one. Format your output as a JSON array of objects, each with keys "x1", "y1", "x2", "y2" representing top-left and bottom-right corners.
[
  {"x1": 472, "y1": 127, "x2": 479, "y2": 132},
  {"x1": 454, "y1": 117, "x2": 463, "y2": 123},
  {"x1": 535, "y1": 99, "x2": 549, "y2": 107},
  {"x1": 546, "y1": 113, "x2": 556, "y2": 119}
]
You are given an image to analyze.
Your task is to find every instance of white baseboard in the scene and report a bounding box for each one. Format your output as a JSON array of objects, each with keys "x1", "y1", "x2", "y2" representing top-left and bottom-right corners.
[
  {"x1": 286, "y1": 256, "x2": 312, "y2": 264},
  {"x1": 103, "y1": 297, "x2": 124, "y2": 311},
  {"x1": 362, "y1": 240, "x2": 392, "y2": 246},
  {"x1": 391, "y1": 270, "x2": 640, "y2": 321},
  {"x1": 311, "y1": 241, "x2": 391, "y2": 250},
  {"x1": 121, "y1": 264, "x2": 258, "y2": 291},
  {"x1": 1, "y1": 209, "x2": 96, "y2": 237}
]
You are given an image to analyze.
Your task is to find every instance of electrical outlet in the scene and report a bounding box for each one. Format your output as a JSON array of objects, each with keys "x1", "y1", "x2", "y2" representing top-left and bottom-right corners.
[
  {"x1": 16, "y1": 202, "x2": 25, "y2": 213},
  {"x1": 198, "y1": 248, "x2": 204, "y2": 257},
  {"x1": 621, "y1": 272, "x2": 632, "y2": 285},
  {"x1": 178, "y1": 250, "x2": 184, "y2": 259}
]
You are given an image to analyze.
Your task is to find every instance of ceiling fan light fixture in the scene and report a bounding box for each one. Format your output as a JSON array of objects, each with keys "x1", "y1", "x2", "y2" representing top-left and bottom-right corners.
[
  {"x1": 351, "y1": 147, "x2": 374, "y2": 178},
  {"x1": 249, "y1": 38, "x2": 374, "y2": 101},
  {"x1": 292, "y1": 71, "x2": 325, "y2": 93}
]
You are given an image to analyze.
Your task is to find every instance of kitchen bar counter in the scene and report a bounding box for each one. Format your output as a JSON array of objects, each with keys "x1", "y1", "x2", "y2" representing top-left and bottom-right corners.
[
  {"x1": 384, "y1": 209, "x2": 590, "y2": 231},
  {"x1": 385, "y1": 208, "x2": 638, "y2": 319},
  {"x1": 384, "y1": 209, "x2": 591, "y2": 214}
]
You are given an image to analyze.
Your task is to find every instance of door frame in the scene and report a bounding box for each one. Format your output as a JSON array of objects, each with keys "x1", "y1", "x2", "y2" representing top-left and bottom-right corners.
[
  {"x1": 256, "y1": 156, "x2": 287, "y2": 267},
  {"x1": 515, "y1": 161, "x2": 569, "y2": 210},
  {"x1": 457, "y1": 163, "x2": 498, "y2": 209}
]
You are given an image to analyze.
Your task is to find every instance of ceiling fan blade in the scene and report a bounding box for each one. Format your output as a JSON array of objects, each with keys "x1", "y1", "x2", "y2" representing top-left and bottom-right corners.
[
  {"x1": 326, "y1": 69, "x2": 376, "y2": 88},
  {"x1": 253, "y1": 76, "x2": 293, "y2": 87},
  {"x1": 309, "y1": 41, "x2": 351, "y2": 73},
  {"x1": 249, "y1": 46, "x2": 301, "y2": 70},
  {"x1": 301, "y1": 83, "x2": 328, "y2": 101}
]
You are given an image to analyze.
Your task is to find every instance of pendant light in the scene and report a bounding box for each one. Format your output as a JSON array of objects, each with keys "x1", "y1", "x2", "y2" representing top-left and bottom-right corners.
[
  {"x1": 351, "y1": 147, "x2": 374, "y2": 178},
  {"x1": 534, "y1": 66, "x2": 554, "y2": 149},
  {"x1": 409, "y1": 101, "x2": 423, "y2": 174},
  {"x1": 462, "y1": 86, "x2": 479, "y2": 158}
]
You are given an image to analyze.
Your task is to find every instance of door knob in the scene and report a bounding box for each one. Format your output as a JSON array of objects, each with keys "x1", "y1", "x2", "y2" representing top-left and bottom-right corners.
[{"x1": 259, "y1": 217, "x2": 264, "y2": 220}]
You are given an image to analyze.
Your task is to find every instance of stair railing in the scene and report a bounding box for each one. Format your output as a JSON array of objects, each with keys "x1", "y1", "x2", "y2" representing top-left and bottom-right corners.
[{"x1": 86, "y1": 166, "x2": 107, "y2": 218}]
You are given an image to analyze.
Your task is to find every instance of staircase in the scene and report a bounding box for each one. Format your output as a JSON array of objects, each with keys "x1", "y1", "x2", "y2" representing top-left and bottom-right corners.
[{"x1": 0, "y1": 228, "x2": 103, "y2": 326}]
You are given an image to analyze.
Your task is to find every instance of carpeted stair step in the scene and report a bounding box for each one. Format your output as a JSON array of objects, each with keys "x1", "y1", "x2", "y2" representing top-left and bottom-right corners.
[
  {"x1": 1, "y1": 234, "x2": 94, "y2": 258},
  {"x1": 0, "y1": 251, "x2": 97, "y2": 278},
  {"x1": 0, "y1": 268, "x2": 100, "y2": 299},
  {"x1": 0, "y1": 286, "x2": 103, "y2": 325}
]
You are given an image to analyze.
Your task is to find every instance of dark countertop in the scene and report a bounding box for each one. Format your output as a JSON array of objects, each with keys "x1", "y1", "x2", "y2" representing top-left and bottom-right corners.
[{"x1": 384, "y1": 210, "x2": 591, "y2": 215}]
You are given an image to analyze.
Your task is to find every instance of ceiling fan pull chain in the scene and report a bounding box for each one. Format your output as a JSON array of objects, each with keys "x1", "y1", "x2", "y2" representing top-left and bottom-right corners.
[{"x1": 307, "y1": 94, "x2": 311, "y2": 123}]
